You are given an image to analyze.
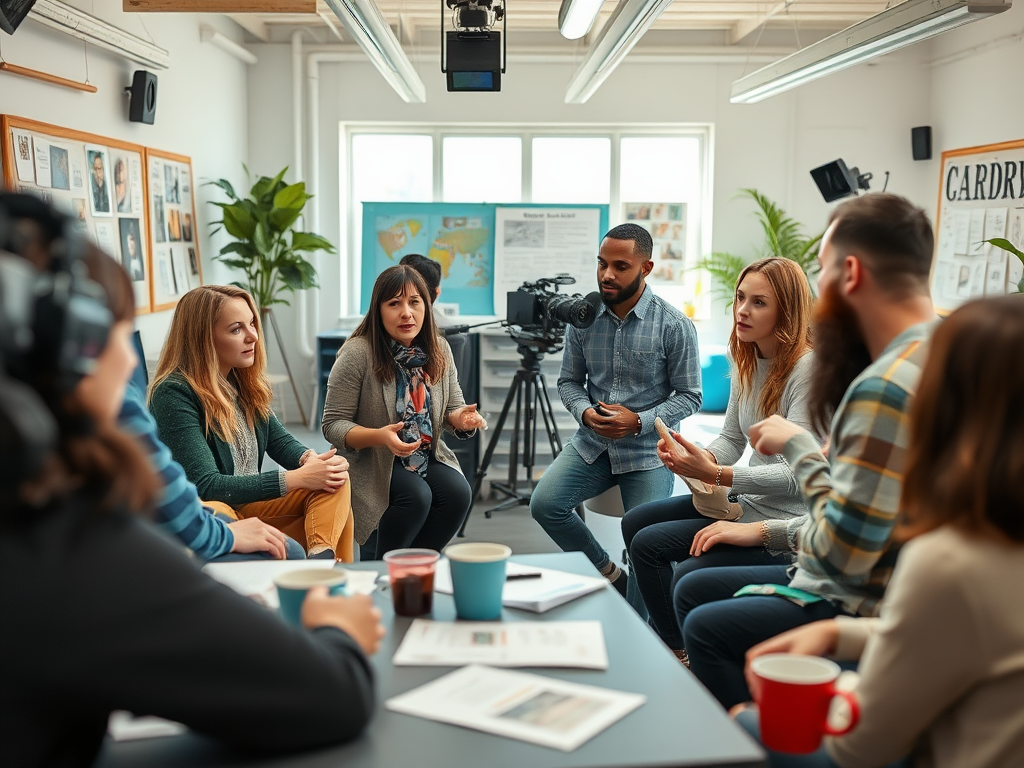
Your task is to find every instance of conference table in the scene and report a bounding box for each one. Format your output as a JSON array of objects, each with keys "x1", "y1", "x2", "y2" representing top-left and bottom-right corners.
[{"x1": 96, "y1": 552, "x2": 766, "y2": 768}]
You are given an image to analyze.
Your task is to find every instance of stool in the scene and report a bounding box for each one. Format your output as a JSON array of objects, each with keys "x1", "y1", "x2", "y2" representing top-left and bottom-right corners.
[{"x1": 584, "y1": 485, "x2": 625, "y2": 518}]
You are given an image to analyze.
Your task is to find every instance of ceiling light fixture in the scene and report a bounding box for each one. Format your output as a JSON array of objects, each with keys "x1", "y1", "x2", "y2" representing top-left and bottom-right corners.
[
  {"x1": 199, "y1": 24, "x2": 257, "y2": 65},
  {"x1": 322, "y1": 0, "x2": 427, "y2": 103},
  {"x1": 564, "y1": 0, "x2": 675, "y2": 104},
  {"x1": 28, "y1": 0, "x2": 170, "y2": 70},
  {"x1": 731, "y1": 0, "x2": 1011, "y2": 104},
  {"x1": 558, "y1": 0, "x2": 605, "y2": 40}
]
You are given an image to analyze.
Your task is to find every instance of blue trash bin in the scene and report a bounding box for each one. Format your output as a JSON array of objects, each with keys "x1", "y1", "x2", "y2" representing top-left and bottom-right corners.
[{"x1": 700, "y1": 344, "x2": 730, "y2": 413}]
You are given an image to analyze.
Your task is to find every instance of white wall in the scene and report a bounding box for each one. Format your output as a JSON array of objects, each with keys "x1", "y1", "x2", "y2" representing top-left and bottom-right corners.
[
  {"x1": 246, "y1": 42, "x2": 935, "y2": 415},
  {"x1": 0, "y1": 0, "x2": 250, "y2": 359}
]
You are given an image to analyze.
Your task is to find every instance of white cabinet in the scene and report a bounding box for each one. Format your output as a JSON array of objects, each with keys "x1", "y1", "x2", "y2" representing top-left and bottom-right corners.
[{"x1": 476, "y1": 328, "x2": 580, "y2": 498}]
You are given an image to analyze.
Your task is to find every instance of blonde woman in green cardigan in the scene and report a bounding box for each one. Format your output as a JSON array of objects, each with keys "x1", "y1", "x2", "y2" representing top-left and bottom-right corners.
[{"x1": 150, "y1": 285, "x2": 354, "y2": 561}]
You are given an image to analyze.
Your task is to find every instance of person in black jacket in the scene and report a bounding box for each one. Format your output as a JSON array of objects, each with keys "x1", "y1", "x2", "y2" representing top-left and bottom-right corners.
[{"x1": 0, "y1": 193, "x2": 384, "y2": 768}]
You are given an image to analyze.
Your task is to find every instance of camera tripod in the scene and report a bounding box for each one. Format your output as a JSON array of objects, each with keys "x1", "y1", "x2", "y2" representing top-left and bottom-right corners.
[{"x1": 457, "y1": 342, "x2": 565, "y2": 536}]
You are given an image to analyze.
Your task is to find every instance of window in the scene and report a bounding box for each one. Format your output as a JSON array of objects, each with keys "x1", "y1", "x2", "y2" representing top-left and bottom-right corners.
[
  {"x1": 531, "y1": 137, "x2": 611, "y2": 204},
  {"x1": 344, "y1": 126, "x2": 711, "y2": 318},
  {"x1": 443, "y1": 136, "x2": 522, "y2": 203}
]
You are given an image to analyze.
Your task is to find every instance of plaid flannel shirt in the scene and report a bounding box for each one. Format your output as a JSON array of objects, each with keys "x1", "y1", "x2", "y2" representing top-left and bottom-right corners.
[
  {"x1": 783, "y1": 321, "x2": 935, "y2": 616},
  {"x1": 558, "y1": 285, "x2": 702, "y2": 474}
]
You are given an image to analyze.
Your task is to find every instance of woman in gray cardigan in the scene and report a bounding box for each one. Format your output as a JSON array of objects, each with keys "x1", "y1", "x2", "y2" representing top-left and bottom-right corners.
[{"x1": 322, "y1": 265, "x2": 486, "y2": 560}]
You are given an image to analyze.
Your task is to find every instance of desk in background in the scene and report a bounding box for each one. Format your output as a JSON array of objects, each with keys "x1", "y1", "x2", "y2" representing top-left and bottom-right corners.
[{"x1": 96, "y1": 552, "x2": 765, "y2": 768}]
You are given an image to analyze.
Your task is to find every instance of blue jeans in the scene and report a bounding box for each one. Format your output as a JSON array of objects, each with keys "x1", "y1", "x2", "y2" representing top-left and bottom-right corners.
[
  {"x1": 734, "y1": 710, "x2": 911, "y2": 768},
  {"x1": 205, "y1": 512, "x2": 306, "y2": 563},
  {"x1": 675, "y1": 565, "x2": 846, "y2": 709},
  {"x1": 530, "y1": 442, "x2": 674, "y2": 572},
  {"x1": 622, "y1": 496, "x2": 792, "y2": 650}
]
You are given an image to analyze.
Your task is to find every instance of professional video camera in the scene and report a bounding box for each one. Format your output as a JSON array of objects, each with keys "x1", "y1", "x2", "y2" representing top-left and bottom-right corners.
[
  {"x1": 505, "y1": 275, "x2": 598, "y2": 354},
  {"x1": 442, "y1": 0, "x2": 505, "y2": 91}
]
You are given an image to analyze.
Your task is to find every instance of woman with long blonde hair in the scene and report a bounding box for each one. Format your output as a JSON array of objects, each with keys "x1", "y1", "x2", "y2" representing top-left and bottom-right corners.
[
  {"x1": 621, "y1": 257, "x2": 823, "y2": 659},
  {"x1": 150, "y1": 285, "x2": 354, "y2": 561}
]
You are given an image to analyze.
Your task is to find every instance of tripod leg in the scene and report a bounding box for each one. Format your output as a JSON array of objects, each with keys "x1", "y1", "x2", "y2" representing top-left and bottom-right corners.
[
  {"x1": 536, "y1": 372, "x2": 564, "y2": 457},
  {"x1": 457, "y1": 372, "x2": 521, "y2": 537}
]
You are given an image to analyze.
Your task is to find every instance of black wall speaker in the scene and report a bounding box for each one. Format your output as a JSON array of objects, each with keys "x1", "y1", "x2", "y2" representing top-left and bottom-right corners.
[
  {"x1": 0, "y1": 0, "x2": 37, "y2": 34},
  {"x1": 912, "y1": 126, "x2": 932, "y2": 161},
  {"x1": 126, "y1": 71, "x2": 158, "y2": 125}
]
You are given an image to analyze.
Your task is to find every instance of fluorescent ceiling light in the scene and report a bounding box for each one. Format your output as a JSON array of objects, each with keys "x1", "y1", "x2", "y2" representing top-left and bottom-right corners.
[
  {"x1": 322, "y1": 0, "x2": 426, "y2": 103},
  {"x1": 731, "y1": 0, "x2": 1011, "y2": 104},
  {"x1": 564, "y1": 0, "x2": 676, "y2": 103},
  {"x1": 28, "y1": 0, "x2": 170, "y2": 70},
  {"x1": 558, "y1": 0, "x2": 605, "y2": 40},
  {"x1": 200, "y1": 24, "x2": 258, "y2": 65}
]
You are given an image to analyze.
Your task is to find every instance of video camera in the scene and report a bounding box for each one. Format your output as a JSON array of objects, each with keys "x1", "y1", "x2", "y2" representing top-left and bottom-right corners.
[{"x1": 505, "y1": 275, "x2": 599, "y2": 353}]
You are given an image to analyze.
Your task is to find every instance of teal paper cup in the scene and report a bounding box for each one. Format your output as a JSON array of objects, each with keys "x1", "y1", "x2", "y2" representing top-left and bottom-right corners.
[
  {"x1": 444, "y1": 542, "x2": 511, "y2": 621},
  {"x1": 273, "y1": 568, "x2": 349, "y2": 626}
]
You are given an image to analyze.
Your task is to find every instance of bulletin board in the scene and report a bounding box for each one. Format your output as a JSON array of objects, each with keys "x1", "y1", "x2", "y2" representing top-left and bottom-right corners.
[
  {"x1": 932, "y1": 138, "x2": 1024, "y2": 314},
  {"x1": 145, "y1": 148, "x2": 202, "y2": 312},
  {"x1": 1, "y1": 115, "x2": 154, "y2": 314}
]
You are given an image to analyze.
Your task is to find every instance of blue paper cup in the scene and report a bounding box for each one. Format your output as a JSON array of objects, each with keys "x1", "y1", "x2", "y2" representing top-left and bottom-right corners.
[
  {"x1": 444, "y1": 542, "x2": 511, "y2": 621},
  {"x1": 273, "y1": 568, "x2": 349, "y2": 626}
]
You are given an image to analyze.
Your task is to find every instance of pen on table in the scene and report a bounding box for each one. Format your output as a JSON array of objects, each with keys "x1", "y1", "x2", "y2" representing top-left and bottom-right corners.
[{"x1": 506, "y1": 572, "x2": 543, "y2": 580}]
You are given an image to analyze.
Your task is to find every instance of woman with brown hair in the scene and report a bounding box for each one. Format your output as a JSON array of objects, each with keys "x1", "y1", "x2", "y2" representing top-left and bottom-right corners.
[
  {"x1": 149, "y1": 285, "x2": 354, "y2": 561},
  {"x1": 622, "y1": 257, "x2": 823, "y2": 658},
  {"x1": 321, "y1": 265, "x2": 485, "y2": 560},
  {"x1": 0, "y1": 195, "x2": 381, "y2": 768},
  {"x1": 740, "y1": 294, "x2": 1024, "y2": 768}
]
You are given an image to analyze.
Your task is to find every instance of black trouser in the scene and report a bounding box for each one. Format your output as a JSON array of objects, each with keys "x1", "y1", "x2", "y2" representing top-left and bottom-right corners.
[{"x1": 373, "y1": 456, "x2": 471, "y2": 559}]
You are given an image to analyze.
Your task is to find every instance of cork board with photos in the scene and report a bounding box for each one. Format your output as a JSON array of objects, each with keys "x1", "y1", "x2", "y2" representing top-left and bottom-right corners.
[
  {"x1": 1, "y1": 115, "x2": 154, "y2": 314},
  {"x1": 146, "y1": 148, "x2": 202, "y2": 312},
  {"x1": 622, "y1": 202, "x2": 688, "y2": 284}
]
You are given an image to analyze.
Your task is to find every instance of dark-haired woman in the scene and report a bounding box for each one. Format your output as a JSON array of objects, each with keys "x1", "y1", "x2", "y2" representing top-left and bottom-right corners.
[
  {"x1": 322, "y1": 265, "x2": 485, "y2": 560},
  {"x1": 0, "y1": 196, "x2": 381, "y2": 768},
  {"x1": 738, "y1": 294, "x2": 1024, "y2": 768}
]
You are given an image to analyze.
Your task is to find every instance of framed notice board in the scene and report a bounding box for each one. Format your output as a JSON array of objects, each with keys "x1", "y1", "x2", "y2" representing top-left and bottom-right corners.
[
  {"x1": 145, "y1": 148, "x2": 202, "y2": 312},
  {"x1": 932, "y1": 138, "x2": 1024, "y2": 314},
  {"x1": 1, "y1": 114, "x2": 154, "y2": 314}
]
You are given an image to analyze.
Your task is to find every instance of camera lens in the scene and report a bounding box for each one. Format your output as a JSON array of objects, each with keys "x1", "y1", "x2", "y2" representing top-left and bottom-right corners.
[{"x1": 545, "y1": 293, "x2": 596, "y2": 329}]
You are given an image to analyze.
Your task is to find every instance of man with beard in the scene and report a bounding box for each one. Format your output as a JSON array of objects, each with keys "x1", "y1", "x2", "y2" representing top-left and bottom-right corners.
[
  {"x1": 530, "y1": 223, "x2": 702, "y2": 598},
  {"x1": 673, "y1": 193, "x2": 936, "y2": 708}
]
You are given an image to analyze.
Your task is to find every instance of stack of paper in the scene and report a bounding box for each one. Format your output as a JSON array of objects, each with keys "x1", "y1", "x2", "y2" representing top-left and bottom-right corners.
[
  {"x1": 433, "y1": 560, "x2": 606, "y2": 613},
  {"x1": 202, "y1": 560, "x2": 378, "y2": 609},
  {"x1": 392, "y1": 619, "x2": 608, "y2": 669},
  {"x1": 386, "y1": 665, "x2": 646, "y2": 752}
]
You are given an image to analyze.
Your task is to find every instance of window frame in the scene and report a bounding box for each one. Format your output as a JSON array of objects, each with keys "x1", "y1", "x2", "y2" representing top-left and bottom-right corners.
[{"x1": 341, "y1": 123, "x2": 714, "y2": 319}]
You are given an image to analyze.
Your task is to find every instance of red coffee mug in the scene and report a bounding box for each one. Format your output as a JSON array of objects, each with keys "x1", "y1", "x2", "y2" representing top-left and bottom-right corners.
[{"x1": 750, "y1": 654, "x2": 859, "y2": 754}]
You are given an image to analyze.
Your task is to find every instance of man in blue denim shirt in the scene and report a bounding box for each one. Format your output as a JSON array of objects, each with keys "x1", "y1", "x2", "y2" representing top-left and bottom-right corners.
[{"x1": 530, "y1": 223, "x2": 702, "y2": 596}]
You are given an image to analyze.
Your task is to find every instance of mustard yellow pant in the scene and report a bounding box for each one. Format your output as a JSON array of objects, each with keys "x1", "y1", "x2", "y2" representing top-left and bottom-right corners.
[{"x1": 203, "y1": 486, "x2": 354, "y2": 563}]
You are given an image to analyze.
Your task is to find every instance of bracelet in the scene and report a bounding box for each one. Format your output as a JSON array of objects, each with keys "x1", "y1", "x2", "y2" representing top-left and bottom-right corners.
[
  {"x1": 761, "y1": 521, "x2": 771, "y2": 550},
  {"x1": 636, "y1": 415, "x2": 642, "y2": 435},
  {"x1": 714, "y1": 465, "x2": 723, "y2": 487}
]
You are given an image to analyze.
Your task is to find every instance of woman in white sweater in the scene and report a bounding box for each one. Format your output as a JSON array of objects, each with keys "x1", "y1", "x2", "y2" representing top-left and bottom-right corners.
[
  {"x1": 622, "y1": 257, "x2": 823, "y2": 657},
  {"x1": 740, "y1": 294, "x2": 1024, "y2": 768}
]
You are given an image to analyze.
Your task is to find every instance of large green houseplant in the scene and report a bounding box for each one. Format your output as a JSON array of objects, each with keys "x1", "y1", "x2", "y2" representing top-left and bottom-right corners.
[
  {"x1": 206, "y1": 167, "x2": 336, "y2": 311},
  {"x1": 694, "y1": 189, "x2": 823, "y2": 307}
]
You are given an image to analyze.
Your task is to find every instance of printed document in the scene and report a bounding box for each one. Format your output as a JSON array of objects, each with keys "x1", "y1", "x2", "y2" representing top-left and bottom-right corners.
[
  {"x1": 393, "y1": 619, "x2": 608, "y2": 669},
  {"x1": 386, "y1": 664, "x2": 645, "y2": 751},
  {"x1": 434, "y1": 560, "x2": 606, "y2": 613},
  {"x1": 202, "y1": 560, "x2": 378, "y2": 608}
]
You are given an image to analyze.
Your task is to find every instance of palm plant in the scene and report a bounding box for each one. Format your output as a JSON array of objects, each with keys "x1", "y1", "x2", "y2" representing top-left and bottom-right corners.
[
  {"x1": 694, "y1": 189, "x2": 823, "y2": 307},
  {"x1": 206, "y1": 166, "x2": 336, "y2": 311}
]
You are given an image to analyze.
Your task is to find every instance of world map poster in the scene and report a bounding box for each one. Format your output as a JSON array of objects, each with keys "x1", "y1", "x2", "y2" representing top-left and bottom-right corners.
[{"x1": 361, "y1": 203, "x2": 496, "y2": 315}]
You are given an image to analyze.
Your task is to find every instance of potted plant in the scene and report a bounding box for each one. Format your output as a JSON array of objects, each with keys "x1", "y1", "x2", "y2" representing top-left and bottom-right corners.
[
  {"x1": 206, "y1": 166, "x2": 336, "y2": 311},
  {"x1": 694, "y1": 189, "x2": 822, "y2": 307},
  {"x1": 982, "y1": 238, "x2": 1024, "y2": 293}
]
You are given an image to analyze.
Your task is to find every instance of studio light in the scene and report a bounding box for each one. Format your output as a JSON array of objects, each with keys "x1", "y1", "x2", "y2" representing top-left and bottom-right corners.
[
  {"x1": 442, "y1": 0, "x2": 505, "y2": 92},
  {"x1": 731, "y1": 0, "x2": 1011, "y2": 104},
  {"x1": 322, "y1": 0, "x2": 427, "y2": 103},
  {"x1": 564, "y1": 0, "x2": 675, "y2": 104},
  {"x1": 558, "y1": 0, "x2": 605, "y2": 40},
  {"x1": 810, "y1": 159, "x2": 873, "y2": 203},
  {"x1": 28, "y1": 0, "x2": 170, "y2": 69}
]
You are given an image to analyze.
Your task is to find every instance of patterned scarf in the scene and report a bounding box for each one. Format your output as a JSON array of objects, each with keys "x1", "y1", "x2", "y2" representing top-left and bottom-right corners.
[{"x1": 391, "y1": 340, "x2": 433, "y2": 476}]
